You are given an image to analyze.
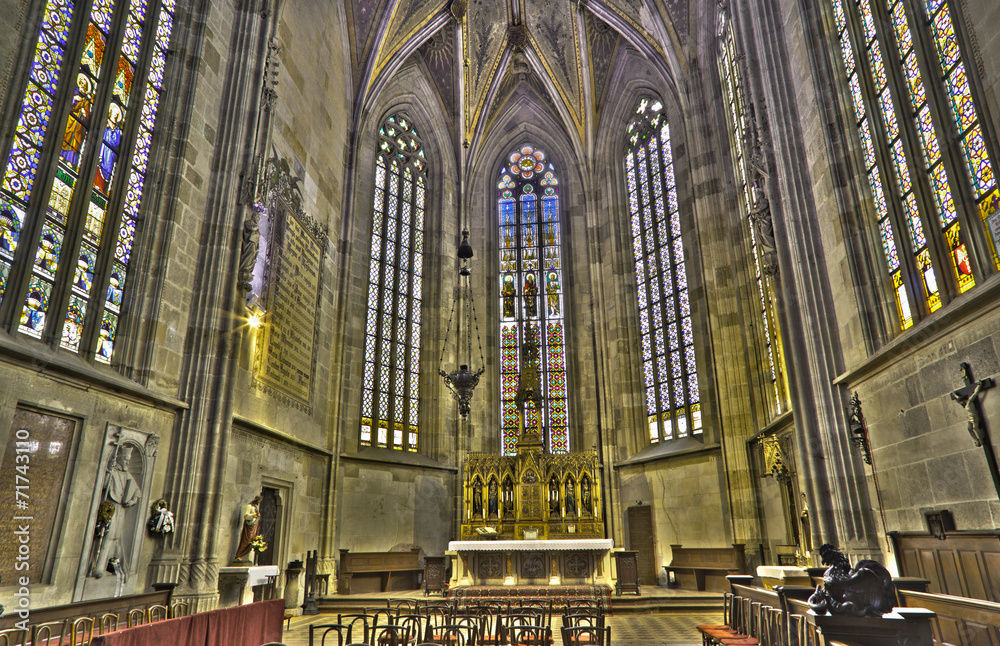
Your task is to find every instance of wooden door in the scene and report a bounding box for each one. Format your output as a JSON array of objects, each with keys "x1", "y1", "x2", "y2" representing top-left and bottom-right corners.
[
  {"x1": 258, "y1": 487, "x2": 281, "y2": 566},
  {"x1": 627, "y1": 505, "x2": 657, "y2": 585}
]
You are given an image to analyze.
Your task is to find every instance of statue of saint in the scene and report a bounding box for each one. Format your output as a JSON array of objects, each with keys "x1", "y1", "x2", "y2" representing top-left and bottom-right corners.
[
  {"x1": 502, "y1": 275, "x2": 516, "y2": 319},
  {"x1": 488, "y1": 480, "x2": 498, "y2": 516},
  {"x1": 564, "y1": 483, "x2": 576, "y2": 517},
  {"x1": 472, "y1": 480, "x2": 483, "y2": 517},
  {"x1": 581, "y1": 479, "x2": 592, "y2": 514},
  {"x1": 234, "y1": 495, "x2": 262, "y2": 563},
  {"x1": 91, "y1": 446, "x2": 142, "y2": 578},
  {"x1": 523, "y1": 273, "x2": 538, "y2": 318}
]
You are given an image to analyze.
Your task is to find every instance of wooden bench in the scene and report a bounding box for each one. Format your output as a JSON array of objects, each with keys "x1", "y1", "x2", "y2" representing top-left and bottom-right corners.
[
  {"x1": 338, "y1": 548, "x2": 422, "y2": 594},
  {"x1": 700, "y1": 576, "x2": 937, "y2": 646},
  {"x1": 666, "y1": 544, "x2": 746, "y2": 592},
  {"x1": 897, "y1": 588, "x2": 1000, "y2": 645}
]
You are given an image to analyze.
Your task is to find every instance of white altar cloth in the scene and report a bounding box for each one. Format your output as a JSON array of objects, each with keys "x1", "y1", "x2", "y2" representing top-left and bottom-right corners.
[
  {"x1": 448, "y1": 539, "x2": 614, "y2": 552},
  {"x1": 218, "y1": 565, "x2": 280, "y2": 607}
]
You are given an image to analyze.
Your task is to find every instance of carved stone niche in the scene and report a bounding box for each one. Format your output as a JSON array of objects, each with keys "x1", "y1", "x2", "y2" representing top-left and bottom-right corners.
[{"x1": 73, "y1": 424, "x2": 159, "y2": 601}]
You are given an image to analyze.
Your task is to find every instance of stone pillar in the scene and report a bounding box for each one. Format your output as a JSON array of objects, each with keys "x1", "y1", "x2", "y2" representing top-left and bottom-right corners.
[{"x1": 737, "y1": 0, "x2": 881, "y2": 557}]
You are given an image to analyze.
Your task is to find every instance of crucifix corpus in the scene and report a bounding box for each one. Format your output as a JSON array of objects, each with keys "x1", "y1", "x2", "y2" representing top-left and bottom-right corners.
[{"x1": 950, "y1": 362, "x2": 1000, "y2": 501}]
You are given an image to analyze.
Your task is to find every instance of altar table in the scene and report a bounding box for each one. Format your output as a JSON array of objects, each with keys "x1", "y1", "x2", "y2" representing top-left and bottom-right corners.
[
  {"x1": 448, "y1": 539, "x2": 615, "y2": 587},
  {"x1": 217, "y1": 564, "x2": 280, "y2": 607}
]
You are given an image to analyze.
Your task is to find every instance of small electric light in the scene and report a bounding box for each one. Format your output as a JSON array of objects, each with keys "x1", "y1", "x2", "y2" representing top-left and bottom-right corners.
[{"x1": 247, "y1": 311, "x2": 263, "y2": 329}]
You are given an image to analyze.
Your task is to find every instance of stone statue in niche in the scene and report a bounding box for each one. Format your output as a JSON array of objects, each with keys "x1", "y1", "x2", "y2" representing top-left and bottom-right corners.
[
  {"x1": 581, "y1": 479, "x2": 593, "y2": 514},
  {"x1": 75, "y1": 426, "x2": 157, "y2": 601},
  {"x1": 488, "y1": 480, "x2": 498, "y2": 516},
  {"x1": 472, "y1": 481, "x2": 483, "y2": 517},
  {"x1": 90, "y1": 445, "x2": 142, "y2": 579},
  {"x1": 807, "y1": 544, "x2": 895, "y2": 617},
  {"x1": 233, "y1": 495, "x2": 262, "y2": 563}
]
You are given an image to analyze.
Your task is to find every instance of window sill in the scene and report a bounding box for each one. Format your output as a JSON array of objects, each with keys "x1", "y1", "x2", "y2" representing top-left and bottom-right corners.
[
  {"x1": 613, "y1": 436, "x2": 722, "y2": 468},
  {"x1": 340, "y1": 446, "x2": 459, "y2": 472},
  {"x1": 0, "y1": 330, "x2": 187, "y2": 412},
  {"x1": 834, "y1": 271, "x2": 1000, "y2": 386}
]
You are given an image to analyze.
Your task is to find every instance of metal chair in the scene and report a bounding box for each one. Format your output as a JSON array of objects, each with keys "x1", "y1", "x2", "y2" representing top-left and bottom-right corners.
[
  {"x1": 560, "y1": 625, "x2": 611, "y2": 646},
  {"x1": 373, "y1": 624, "x2": 412, "y2": 646},
  {"x1": 505, "y1": 624, "x2": 550, "y2": 646},
  {"x1": 69, "y1": 616, "x2": 94, "y2": 646},
  {"x1": 148, "y1": 604, "x2": 169, "y2": 622},
  {"x1": 338, "y1": 613, "x2": 375, "y2": 645},
  {"x1": 98, "y1": 612, "x2": 120, "y2": 634},
  {"x1": 0, "y1": 627, "x2": 28, "y2": 646},
  {"x1": 31, "y1": 620, "x2": 67, "y2": 646},
  {"x1": 434, "y1": 624, "x2": 477, "y2": 646},
  {"x1": 309, "y1": 623, "x2": 350, "y2": 646},
  {"x1": 171, "y1": 601, "x2": 191, "y2": 618},
  {"x1": 127, "y1": 607, "x2": 146, "y2": 627}
]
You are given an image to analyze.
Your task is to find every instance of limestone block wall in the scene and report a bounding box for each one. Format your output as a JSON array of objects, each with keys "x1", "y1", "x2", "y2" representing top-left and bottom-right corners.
[
  {"x1": 218, "y1": 425, "x2": 328, "y2": 585},
  {"x1": 849, "y1": 301, "x2": 1000, "y2": 533},
  {"x1": 336, "y1": 461, "x2": 454, "y2": 557},
  {"x1": 617, "y1": 451, "x2": 729, "y2": 570},
  {"x1": 0, "y1": 362, "x2": 177, "y2": 608}
]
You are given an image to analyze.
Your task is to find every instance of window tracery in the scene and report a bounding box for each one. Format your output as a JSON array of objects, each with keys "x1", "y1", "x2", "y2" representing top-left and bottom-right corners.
[
  {"x1": 360, "y1": 114, "x2": 427, "y2": 451},
  {"x1": 0, "y1": 0, "x2": 177, "y2": 362},
  {"x1": 624, "y1": 98, "x2": 702, "y2": 443}
]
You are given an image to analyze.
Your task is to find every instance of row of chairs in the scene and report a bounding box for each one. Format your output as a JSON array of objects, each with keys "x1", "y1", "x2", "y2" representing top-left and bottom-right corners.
[
  {"x1": 0, "y1": 601, "x2": 190, "y2": 646},
  {"x1": 309, "y1": 598, "x2": 610, "y2": 646},
  {"x1": 310, "y1": 622, "x2": 608, "y2": 646},
  {"x1": 698, "y1": 592, "x2": 791, "y2": 646}
]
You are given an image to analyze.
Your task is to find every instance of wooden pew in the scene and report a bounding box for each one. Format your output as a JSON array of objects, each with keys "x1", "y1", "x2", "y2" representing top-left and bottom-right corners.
[
  {"x1": 704, "y1": 577, "x2": 937, "y2": 646},
  {"x1": 897, "y1": 589, "x2": 1000, "y2": 645},
  {"x1": 338, "y1": 548, "x2": 422, "y2": 594},
  {"x1": 665, "y1": 544, "x2": 746, "y2": 592}
]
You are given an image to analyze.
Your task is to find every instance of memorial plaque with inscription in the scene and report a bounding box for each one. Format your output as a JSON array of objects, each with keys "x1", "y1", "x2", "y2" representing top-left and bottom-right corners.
[
  {"x1": 0, "y1": 408, "x2": 75, "y2": 584},
  {"x1": 254, "y1": 195, "x2": 324, "y2": 408}
]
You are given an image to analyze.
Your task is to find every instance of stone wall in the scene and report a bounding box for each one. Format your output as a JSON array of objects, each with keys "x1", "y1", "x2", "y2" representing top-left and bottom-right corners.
[
  {"x1": 336, "y1": 460, "x2": 454, "y2": 556},
  {"x1": 617, "y1": 451, "x2": 729, "y2": 567}
]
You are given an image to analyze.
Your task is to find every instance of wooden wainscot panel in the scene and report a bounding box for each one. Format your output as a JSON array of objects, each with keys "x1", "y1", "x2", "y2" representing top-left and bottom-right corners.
[{"x1": 890, "y1": 531, "x2": 1000, "y2": 603}]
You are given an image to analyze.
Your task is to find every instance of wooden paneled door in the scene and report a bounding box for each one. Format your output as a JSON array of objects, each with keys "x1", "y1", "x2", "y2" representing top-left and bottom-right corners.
[
  {"x1": 627, "y1": 505, "x2": 657, "y2": 585},
  {"x1": 258, "y1": 487, "x2": 282, "y2": 567}
]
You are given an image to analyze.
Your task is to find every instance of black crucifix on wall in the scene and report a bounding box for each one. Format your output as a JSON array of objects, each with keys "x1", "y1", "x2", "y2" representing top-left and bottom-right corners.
[{"x1": 950, "y1": 362, "x2": 1000, "y2": 501}]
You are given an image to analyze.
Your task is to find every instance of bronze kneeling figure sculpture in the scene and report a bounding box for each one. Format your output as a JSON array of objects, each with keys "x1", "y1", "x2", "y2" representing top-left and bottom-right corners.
[{"x1": 807, "y1": 543, "x2": 895, "y2": 617}]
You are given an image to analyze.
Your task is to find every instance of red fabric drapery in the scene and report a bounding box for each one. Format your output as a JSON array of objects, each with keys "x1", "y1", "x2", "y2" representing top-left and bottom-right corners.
[{"x1": 90, "y1": 599, "x2": 283, "y2": 646}]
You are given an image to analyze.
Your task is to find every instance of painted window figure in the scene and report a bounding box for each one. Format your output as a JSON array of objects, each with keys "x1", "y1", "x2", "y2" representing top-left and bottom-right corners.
[
  {"x1": 546, "y1": 271, "x2": 560, "y2": 316},
  {"x1": 523, "y1": 273, "x2": 538, "y2": 318},
  {"x1": 502, "y1": 274, "x2": 516, "y2": 319}
]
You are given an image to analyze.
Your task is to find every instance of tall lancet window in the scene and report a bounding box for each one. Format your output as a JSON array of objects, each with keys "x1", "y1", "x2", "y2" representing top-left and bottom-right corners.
[
  {"x1": 360, "y1": 114, "x2": 427, "y2": 452},
  {"x1": 717, "y1": 10, "x2": 787, "y2": 415},
  {"x1": 498, "y1": 145, "x2": 569, "y2": 456},
  {"x1": 625, "y1": 98, "x2": 702, "y2": 443},
  {"x1": 0, "y1": 0, "x2": 177, "y2": 362},
  {"x1": 829, "y1": 0, "x2": 999, "y2": 330}
]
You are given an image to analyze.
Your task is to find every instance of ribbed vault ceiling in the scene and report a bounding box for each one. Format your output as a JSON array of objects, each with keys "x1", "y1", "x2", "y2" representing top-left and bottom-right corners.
[{"x1": 345, "y1": 0, "x2": 690, "y2": 158}]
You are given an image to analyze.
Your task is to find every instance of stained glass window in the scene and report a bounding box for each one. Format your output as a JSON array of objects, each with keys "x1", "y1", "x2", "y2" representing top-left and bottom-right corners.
[
  {"x1": 498, "y1": 145, "x2": 569, "y2": 455},
  {"x1": 827, "y1": 0, "x2": 998, "y2": 330},
  {"x1": 624, "y1": 99, "x2": 702, "y2": 443},
  {"x1": 360, "y1": 114, "x2": 426, "y2": 451},
  {"x1": 717, "y1": 11, "x2": 787, "y2": 415},
  {"x1": 0, "y1": 0, "x2": 176, "y2": 361}
]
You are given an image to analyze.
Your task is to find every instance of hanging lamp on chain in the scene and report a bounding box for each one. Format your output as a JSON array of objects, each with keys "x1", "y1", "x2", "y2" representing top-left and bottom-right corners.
[{"x1": 439, "y1": 229, "x2": 486, "y2": 418}]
